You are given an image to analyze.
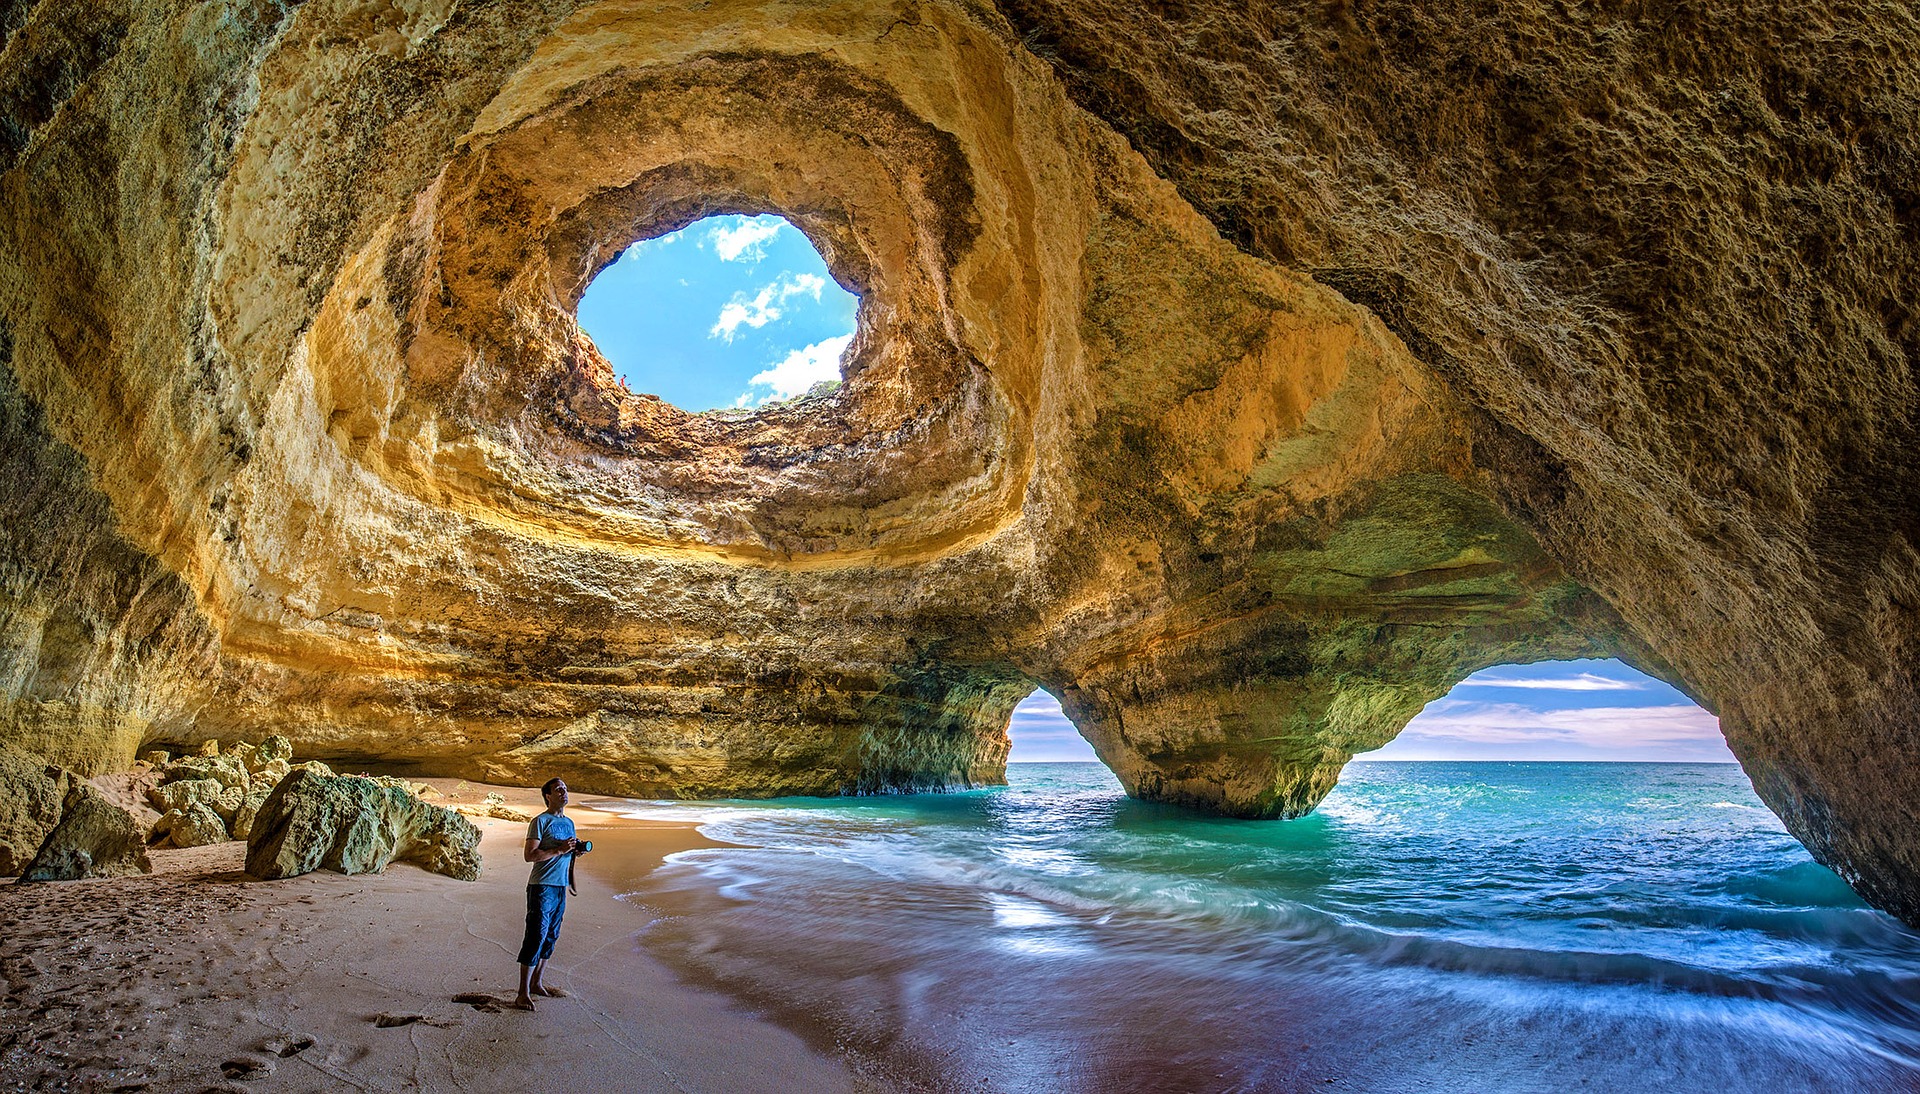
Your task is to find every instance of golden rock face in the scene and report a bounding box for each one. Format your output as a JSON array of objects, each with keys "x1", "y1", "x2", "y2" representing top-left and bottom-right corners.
[{"x1": 3, "y1": 2, "x2": 1916, "y2": 921}]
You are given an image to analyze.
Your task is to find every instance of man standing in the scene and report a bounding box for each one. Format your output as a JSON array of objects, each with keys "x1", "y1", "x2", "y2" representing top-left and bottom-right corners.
[{"x1": 515, "y1": 777, "x2": 577, "y2": 1011}]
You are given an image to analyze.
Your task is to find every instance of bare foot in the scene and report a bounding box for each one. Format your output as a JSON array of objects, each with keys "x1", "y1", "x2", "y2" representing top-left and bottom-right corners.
[
  {"x1": 510, "y1": 995, "x2": 536, "y2": 1012},
  {"x1": 532, "y1": 985, "x2": 567, "y2": 998}
]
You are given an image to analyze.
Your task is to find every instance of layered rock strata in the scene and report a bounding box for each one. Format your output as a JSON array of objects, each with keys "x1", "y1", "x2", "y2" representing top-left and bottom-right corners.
[{"x1": 0, "y1": 2, "x2": 1914, "y2": 921}]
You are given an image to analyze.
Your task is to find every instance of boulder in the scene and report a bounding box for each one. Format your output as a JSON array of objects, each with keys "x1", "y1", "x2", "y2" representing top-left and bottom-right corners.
[
  {"x1": 453, "y1": 795, "x2": 532, "y2": 823},
  {"x1": 253, "y1": 735, "x2": 294, "y2": 766},
  {"x1": 252, "y1": 758, "x2": 292, "y2": 786},
  {"x1": 0, "y1": 743, "x2": 72, "y2": 876},
  {"x1": 162, "y1": 754, "x2": 250, "y2": 790},
  {"x1": 231, "y1": 784, "x2": 274, "y2": 840},
  {"x1": 245, "y1": 770, "x2": 481, "y2": 881},
  {"x1": 209, "y1": 785, "x2": 246, "y2": 825},
  {"x1": 156, "y1": 802, "x2": 232, "y2": 848},
  {"x1": 149, "y1": 777, "x2": 225, "y2": 815},
  {"x1": 19, "y1": 784, "x2": 153, "y2": 880}
]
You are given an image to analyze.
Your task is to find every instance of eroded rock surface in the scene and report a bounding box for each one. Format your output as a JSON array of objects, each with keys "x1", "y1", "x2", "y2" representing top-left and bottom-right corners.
[
  {"x1": 0, "y1": 742, "x2": 71, "y2": 875},
  {"x1": 245, "y1": 770, "x2": 481, "y2": 881},
  {"x1": 0, "y1": 2, "x2": 1914, "y2": 920},
  {"x1": 19, "y1": 783, "x2": 153, "y2": 881}
]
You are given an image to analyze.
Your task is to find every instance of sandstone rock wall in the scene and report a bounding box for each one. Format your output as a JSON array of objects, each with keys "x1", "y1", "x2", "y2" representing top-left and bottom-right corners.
[
  {"x1": 1, "y1": 1, "x2": 1914, "y2": 921},
  {"x1": 989, "y1": 0, "x2": 1920, "y2": 919}
]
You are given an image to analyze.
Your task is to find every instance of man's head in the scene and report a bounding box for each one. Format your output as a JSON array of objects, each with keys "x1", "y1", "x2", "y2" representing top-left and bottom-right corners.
[{"x1": 542, "y1": 777, "x2": 569, "y2": 809}]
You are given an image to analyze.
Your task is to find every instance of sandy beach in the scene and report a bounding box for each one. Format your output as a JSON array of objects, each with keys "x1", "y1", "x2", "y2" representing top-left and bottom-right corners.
[{"x1": 0, "y1": 780, "x2": 864, "y2": 1093}]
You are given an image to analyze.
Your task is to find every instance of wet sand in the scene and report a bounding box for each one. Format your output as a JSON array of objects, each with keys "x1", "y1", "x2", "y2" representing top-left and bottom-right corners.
[{"x1": 0, "y1": 779, "x2": 864, "y2": 1093}]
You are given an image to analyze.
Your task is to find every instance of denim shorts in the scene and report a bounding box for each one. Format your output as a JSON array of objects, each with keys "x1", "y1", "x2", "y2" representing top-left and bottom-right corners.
[{"x1": 516, "y1": 883, "x2": 567, "y2": 965}]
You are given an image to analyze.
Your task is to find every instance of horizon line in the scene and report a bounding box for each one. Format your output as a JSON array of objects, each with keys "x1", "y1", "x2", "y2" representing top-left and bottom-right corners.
[{"x1": 1005, "y1": 758, "x2": 1744, "y2": 765}]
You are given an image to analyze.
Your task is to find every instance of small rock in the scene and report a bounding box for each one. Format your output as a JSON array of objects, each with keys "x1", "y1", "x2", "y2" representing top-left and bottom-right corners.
[
  {"x1": 231, "y1": 784, "x2": 273, "y2": 841},
  {"x1": 251, "y1": 758, "x2": 291, "y2": 787},
  {"x1": 149, "y1": 777, "x2": 225, "y2": 815},
  {"x1": 160, "y1": 756, "x2": 249, "y2": 791},
  {"x1": 209, "y1": 785, "x2": 246, "y2": 825}
]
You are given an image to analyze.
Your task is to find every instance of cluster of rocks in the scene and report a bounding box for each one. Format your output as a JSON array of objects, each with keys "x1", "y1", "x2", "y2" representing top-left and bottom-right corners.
[
  {"x1": 0, "y1": 742, "x2": 151, "y2": 881},
  {"x1": 1, "y1": 737, "x2": 482, "y2": 883},
  {"x1": 448, "y1": 792, "x2": 532, "y2": 824},
  {"x1": 142, "y1": 736, "x2": 482, "y2": 881},
  {"x1": 142, "y1": 734, "x2": 316, "y2": 848}
]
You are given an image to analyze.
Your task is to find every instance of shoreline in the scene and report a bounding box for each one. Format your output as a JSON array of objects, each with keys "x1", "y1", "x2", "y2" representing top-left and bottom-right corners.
[{"x1": 0, "y1": 778, "x2": 865, "y2": 1093}]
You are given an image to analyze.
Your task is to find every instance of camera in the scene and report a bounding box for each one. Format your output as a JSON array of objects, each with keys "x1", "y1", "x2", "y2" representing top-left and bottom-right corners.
[{"x1": 573, "y1": 840, "x2": 592, "y2": 854}]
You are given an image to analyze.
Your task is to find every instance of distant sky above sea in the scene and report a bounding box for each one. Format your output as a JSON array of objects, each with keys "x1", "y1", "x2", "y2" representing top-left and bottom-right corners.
[
  {"x1": 1007, "y1": 659, "x2": 1731, "y2": 763},
  {"x1": 576, "y1": 218, "x2": 1730, "y2": 767}
]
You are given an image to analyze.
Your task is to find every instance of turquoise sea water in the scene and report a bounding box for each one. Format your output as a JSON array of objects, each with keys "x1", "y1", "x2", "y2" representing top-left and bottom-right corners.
[{"x1": 604, "y1": 763, "x2": 1920, "y2": 1092}]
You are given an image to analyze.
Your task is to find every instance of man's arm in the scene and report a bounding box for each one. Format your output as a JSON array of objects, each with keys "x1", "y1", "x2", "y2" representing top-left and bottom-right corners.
[{"x1": 523, "y1": 836, "x2": 578, "y2": 863}]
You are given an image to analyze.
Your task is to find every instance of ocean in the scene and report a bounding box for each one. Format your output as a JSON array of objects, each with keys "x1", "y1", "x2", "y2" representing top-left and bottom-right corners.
[{"x1": 600, "y1": 762, "x2": 1920, "y2": 1093}]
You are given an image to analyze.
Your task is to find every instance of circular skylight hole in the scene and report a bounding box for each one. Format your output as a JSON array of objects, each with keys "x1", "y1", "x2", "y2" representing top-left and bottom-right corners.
[{"x1": 577, "y1": 213, "x2": 860, "y2": 412}]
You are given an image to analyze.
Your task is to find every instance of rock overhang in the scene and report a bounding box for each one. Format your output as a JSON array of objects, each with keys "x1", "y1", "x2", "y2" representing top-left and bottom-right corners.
[
  {"x1": 3, "y1": 0, "x2": 1916, "y2": 923},
  {"x1": 2, "y1": 0, "x2": 1638, "y2": 793}
]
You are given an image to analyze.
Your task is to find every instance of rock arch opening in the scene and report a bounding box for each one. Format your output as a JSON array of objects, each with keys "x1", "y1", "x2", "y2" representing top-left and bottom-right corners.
[
  {"x1": 1359, "y1": 659, "x2": 1729, "y2": 763},
  {"x1": 1005, "y1": 688, "x2": 1098, "y2": 764},
  {"x1": 575, "y1": 213, "x2": 860, "y2": 414}
]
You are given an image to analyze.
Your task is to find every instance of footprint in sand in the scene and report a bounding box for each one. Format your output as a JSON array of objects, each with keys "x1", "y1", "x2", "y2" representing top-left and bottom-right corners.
[
  {"x1": 260, "y1": 1034, "x2": 315, "y2": 1058},
  {"x1": 451, "y1": 993, "x2": 502, "y2": 1013},
  {"x1": 220, "y1": 1055, "x2": 275, "y2": 1080},
  {"x1": 372, "y1": 1013, "x2": 424, "y2": 1028}
]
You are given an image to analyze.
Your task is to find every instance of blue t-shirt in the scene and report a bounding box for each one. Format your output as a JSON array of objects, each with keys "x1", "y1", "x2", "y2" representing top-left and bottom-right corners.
[{"x1": 527, "y1": 812, "x2": 577, "y2": 887}]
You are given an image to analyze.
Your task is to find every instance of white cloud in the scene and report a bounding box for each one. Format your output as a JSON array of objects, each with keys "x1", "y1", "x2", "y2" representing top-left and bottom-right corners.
[
  {"x1": 734, "y1": 334, "x2": 853, "y2": 405},
  {"x1": 1454, "y1": 672, "x2": 1644, "y2": 691},
  {"x1": 708, "y1": 273, "x2": 834, "y2": 342},
  {"x1": 784, "y1": 272, "x2": 826, "y2": 301},
  {"x1": 711, "y1": 286, "x2": 780, "y2": 341},
  {"x1": 708, "y1": 218, "x2": 783, "y2": 262},
  {"x1": 1369, "y1": 700, "x2": 1731, "y2": 761}
]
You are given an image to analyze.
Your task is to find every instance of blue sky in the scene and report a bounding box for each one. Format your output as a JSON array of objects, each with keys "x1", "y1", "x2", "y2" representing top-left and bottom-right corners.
[
  {"x1": 1006, "y1": 659, "x2": 1731, "y2": 763},
  {"x1": 577, "y1": 214, "x2": 859, "y2": 411}
]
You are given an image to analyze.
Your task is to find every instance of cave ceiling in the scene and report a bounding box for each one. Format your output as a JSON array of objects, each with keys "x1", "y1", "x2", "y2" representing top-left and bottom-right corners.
[{"x1": 1, "y1": 1, "x2": 1915, "y2": 923}]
